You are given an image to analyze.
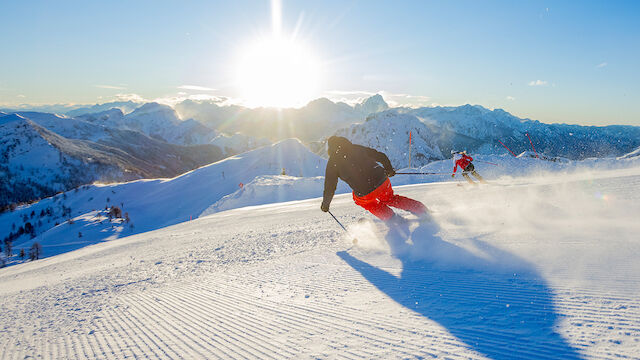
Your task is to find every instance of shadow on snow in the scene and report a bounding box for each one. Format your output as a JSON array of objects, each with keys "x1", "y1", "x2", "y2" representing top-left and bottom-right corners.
[{"x1": 337, "y1": 215, "x2": 583, "y2": 360}]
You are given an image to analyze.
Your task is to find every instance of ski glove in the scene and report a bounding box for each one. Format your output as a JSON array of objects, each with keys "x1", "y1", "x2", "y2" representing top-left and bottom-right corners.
[
  {"x1": 321, "y1": 202, "x2": 330, "y2": 212},
  {"x1": 386, "y1": 168, "x2": 396, "y2": 177},
  {"x1": 451, "y1": 174, "x2": 455, "y2": 178}
]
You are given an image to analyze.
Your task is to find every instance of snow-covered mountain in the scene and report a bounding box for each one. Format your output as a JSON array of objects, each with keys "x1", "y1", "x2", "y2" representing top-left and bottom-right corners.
[
  {"x1": 174, "y1": 94, "x2": 390, "y2": 142},
  {"x1": 353, "y1": 93, "x2": 389, "y2": 115},
  {"x1": 326, "y1": 106, "x2": 640, "y2": 165},
  {"x1": 0, "y1": 112, "x2": 227, "y2": 207},
  {"x1": 13, "y1": 111, "x2": 118, "y2": 142},
  {"x1": 0, "y1": 139, "x2": 326, "y2": 261},
  {"x1": 0, "y1": 114, "x2": 126, "y2": 209},
  {"x1": 76, "y1": 105, "x2": 270, "y2": 152},
  {"x1": 74, "y1": 103, "x2": 212, "y2": 145},
  {"x1": 403, "y1": 105, "x2": 640, "y2": 159},
  {"x1": 65, "y1": 100, "x2": 142, "y2": 117},
  {"x1": 335, "y1": 111, "x2": 444, "y2": 168}
]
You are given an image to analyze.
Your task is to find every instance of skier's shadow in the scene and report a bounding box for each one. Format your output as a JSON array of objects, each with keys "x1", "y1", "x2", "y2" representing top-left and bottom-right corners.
[{"x1": 337, "y1": 217, "x2": 583, "y2": 360}]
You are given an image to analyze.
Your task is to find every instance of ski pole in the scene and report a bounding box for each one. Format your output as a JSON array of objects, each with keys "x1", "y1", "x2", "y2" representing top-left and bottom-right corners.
[
  {"x1": 328, "y1": 210, "x2": 358, "y2": 244},
  {"x1": 474, "y1": 160, "x2": 499, "y2": 166},
  {"x1": 396, "y1": 172, "x2": 451, "y2": 175}
]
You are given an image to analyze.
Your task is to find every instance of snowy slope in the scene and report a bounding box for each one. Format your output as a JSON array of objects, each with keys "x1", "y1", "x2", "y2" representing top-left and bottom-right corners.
[
  {"x1": 0, "y1": 139, "x2": 326, "y2": 261},
  {"x1": 618, "y1": 146, "x2": 640, "y2": 159},
  {"x1": 1, "y1": 166, "x2": 639, "y2": 359},
  {"x1": 208, "y1": 132, "x2": 271, "y2": 156},
  {"x1": 201, "y1": 175, "x2": 350, "y2": 216}
]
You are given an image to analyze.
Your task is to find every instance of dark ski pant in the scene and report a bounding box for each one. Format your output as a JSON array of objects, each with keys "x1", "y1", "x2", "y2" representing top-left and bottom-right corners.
[{"x1": 462, "y1": 163, "x2": 486, "y2": 184}]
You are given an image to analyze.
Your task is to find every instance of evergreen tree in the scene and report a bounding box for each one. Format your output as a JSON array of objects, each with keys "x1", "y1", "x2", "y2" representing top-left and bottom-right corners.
[
  {"x1": 29, "y1": 242, "x2": 42, "y2": 260},
  {"x1": 4, "y1": 239, "x2": 12, "y2": 257}
]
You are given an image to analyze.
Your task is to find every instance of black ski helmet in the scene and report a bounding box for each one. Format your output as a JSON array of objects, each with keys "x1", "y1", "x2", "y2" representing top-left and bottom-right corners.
[{"x1": 327, "y1": 136, "x2": 351, "y2": 156}]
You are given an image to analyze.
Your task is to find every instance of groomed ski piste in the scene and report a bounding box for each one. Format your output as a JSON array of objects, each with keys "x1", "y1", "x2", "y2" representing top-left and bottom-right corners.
[{"x1": 1, "y1": 155, "x2": 640, "y2": 358}]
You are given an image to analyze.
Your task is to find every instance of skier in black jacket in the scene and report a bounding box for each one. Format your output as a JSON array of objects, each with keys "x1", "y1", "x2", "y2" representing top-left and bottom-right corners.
[{"x1": 321, "y1": 136, "x2": 427, "y2": 221}]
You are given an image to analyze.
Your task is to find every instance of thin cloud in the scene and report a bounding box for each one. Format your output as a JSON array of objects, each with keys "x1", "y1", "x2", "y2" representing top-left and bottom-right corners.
[
  {"x1": 94, "y1": 84, "x2": 127, "y2": 90},
  {"x1": 154, "y1": 93, "x2": 232, "y2": 106},
  {"x1": 596, "y1": 62, "x2": 607, "y2": 68},
  {"x1": 380, "y1": 91, "x2": 431, "y2": 108},
  {"x1": 506, "y1": 96, "x2": 515, "y2": 101},
  {"x1": 528, "y1": 80, "x2": 548, "y2": 87},
  {"x1": 17, "y1": 94, "x2": 26, "y2": 98},
  {"x1": 325, "y1": 90, "x2": 376, "y2": 96},
  {"x1": 324, "y1": 90, "x2": 431, "y2": 108},
  {"x1": 177, "y1": 85, "x2": 216, "y2": 91},
  {"x1": 114, "y1": 93, "x2": 146, "y2": 102}
]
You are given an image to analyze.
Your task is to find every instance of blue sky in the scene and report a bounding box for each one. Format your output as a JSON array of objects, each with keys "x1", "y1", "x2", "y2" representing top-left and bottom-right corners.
[{"x1": 1, "y1": 0, "x2": 638, "y2": 125}]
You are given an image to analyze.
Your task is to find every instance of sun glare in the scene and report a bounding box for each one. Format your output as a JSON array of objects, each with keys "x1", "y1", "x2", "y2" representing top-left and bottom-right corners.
[{"x1": 235, "y1": 36, "x2": 321, "y2": 108}]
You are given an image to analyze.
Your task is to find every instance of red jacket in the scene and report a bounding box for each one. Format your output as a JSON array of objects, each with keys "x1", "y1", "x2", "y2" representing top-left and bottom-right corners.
[{"x1": 453, "y1": 154, "x2": 473, "y2": 174}]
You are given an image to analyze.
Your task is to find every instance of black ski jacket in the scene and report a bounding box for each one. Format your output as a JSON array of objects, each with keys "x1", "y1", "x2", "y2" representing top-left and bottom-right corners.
[{"x1": 322, "y1": 137, "x2": 394, "y2": 206}]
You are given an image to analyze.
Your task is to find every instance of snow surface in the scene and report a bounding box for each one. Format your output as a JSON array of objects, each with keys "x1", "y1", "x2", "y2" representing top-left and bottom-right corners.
[
  {"x1": 1, "y1": 139, "x2": 326, "y2": 261},
  {"x1": 201, "y1": 175, "x2": 350, "y2": 216},
  {"x1": 1, "y1": 166, "x2": 639, "y2": 358}
]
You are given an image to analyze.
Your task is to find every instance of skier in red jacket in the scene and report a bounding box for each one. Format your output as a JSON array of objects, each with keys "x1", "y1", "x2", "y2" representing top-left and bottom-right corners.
[
  {"x1": 321, "y1": 136, "x2": 428, "y2": 222},
  {"x1": 452, "y1": 151, "x2": 487, "y2": 184}
]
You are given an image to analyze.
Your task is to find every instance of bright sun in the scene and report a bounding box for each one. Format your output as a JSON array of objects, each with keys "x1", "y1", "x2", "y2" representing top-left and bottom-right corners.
[{"x1": 235, "y1": 36, "x2": 321, "y2": 108}]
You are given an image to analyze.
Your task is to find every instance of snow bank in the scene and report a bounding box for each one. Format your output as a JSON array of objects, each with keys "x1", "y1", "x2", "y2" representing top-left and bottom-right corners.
[{"x1": 201, "y1": 175, "x2": 350, "y2": 216}]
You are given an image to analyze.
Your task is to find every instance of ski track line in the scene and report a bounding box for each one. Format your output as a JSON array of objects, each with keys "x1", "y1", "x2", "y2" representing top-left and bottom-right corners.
[
  {"x1": 100, "y1": 308, "x2": 139, "y2": 358},
  {"x1": 149, "y1": 287, "x2": 384, "y2": 360},
  {"x1": 262, "y1": 264, "x2": 640, "y2": 327},
  {"x1": 84, "y1": 329, "x2": 105, "y2": 360},
  {"x1": 138, "y1": 290, "x2": 284, "y2": 360},
  {"x1": 219, "y1": 272, "x2": 540, "y2": 342},
  {"x1": 91, "y1": 321, "x2": 115, "y2": 360},
  {"x1": 159, "y1": 288, "x2": 300, "y2": 358},
  {"x1": 131, "y1": 288, "x2": 274, "y2": 360},
  {"x1": 123, "y1": 301, "x2": 196, "y2": 360},
  {"x1": 124, "y1": 293, "x2": 216, "y2": 359},
  {"x1": 179, "y1": 287, "x2": 396, "y2": 359},
  {"x1": 171, "y1": 280, "x2": 432, "y2": 358},
  {"x1": 189, "y1": 280, "x2": 468, "y2": 359},
  {"x1": 78, "y1": 331, "x2": 96, "y2": 359},
  {"x1": 213, "y1": 265, "x2": 634, "y2": 360},
  {"x1": 96, "y1": 316, "x2": 122, "y2": 359},
  {"x1": 116, "y1": 302, "x2": 180, "y2": 359},
  {"x1": 108, "y1": 306, "x2": 161, "y2": 358},
  {"x1": 145, "y1": 292, "x2": 286, "y2": 360},
  {"x1": 0, "y1": 337, "x2": 10, "y2": 359},
  {"x1": 173, "y1": 284, "x2": 422, "y2": 360},
  {"x1": 213, "y1": 281, "x2": 576, "y2": 360}
]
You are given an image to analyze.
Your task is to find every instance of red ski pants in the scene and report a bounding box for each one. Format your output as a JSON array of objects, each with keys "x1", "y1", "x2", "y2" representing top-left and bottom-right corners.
[{"x1": 353, "y1": 178, "x2": 427, "y2": 221}]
